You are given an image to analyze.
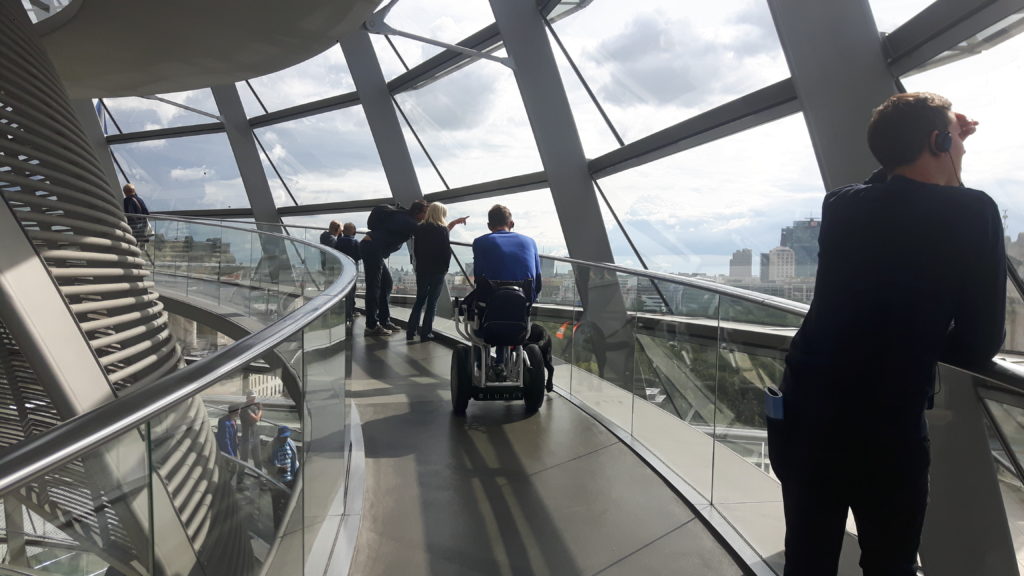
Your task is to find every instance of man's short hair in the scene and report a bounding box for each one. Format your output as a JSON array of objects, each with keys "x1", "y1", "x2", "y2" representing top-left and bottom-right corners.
[
  {"x1": 342, "y1": 222, "x2": 356, "y2": 235},
  {"x1": 329, "y1": 220, "x2": 341, "y2": 234},
  {"x1": 122, "y1": 183, "x2": 135, "y2": 195},
  {"x1": 867, "y1": 92, "x2": 953, "y2": 171},
  {"x1": 409, "y1": 200, "x2": 429, "y2": 218},
  {"x1": 488, "y1": 204, "x2": 512, "y2": 228}
]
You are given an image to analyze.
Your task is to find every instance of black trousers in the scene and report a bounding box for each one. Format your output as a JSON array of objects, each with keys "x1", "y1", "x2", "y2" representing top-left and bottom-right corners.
[
  {"x1": 770, "y1": 398, "x2": 929, "y2": 576},
  {"x1": 361, "y1": 241, "x2": 392, "y2": 328}
]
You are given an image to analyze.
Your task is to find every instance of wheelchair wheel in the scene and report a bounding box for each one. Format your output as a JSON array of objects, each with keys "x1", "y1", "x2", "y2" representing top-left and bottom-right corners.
[
  {"x1": 523, "y1": 344, "x2": 545, "y2": 412},
  {"x1": 451, "y1": 345, "x2": 472, "y2": 414}
]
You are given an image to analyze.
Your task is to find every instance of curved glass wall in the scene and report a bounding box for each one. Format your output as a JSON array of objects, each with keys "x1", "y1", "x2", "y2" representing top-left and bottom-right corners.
[
  {"x1": 111, "y1": 133, "x2": 249, "y2": 212},
  {"x1": 393, "y1": 54, "x2": 543, "y2": 189},
  {"x1": 595, "y1": 113, "x2": 821, "y2": 301},
  {"x1": 100, "y1": 89, "x2": 219, "y2": 133},
  {"x1": 245, "y1": 44, "x2": 355, "y2": 111},
  {"x1": 253, "y1": 107, "x2": 390, "y2": 204},
  {"x1": 546, "y1": 1, "x2": 789, "y2": 143}
]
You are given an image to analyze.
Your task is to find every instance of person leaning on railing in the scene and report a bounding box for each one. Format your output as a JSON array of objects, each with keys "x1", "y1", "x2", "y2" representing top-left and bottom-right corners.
[{"x1": 768, "y1": 92, "x2": 1006, "y2": 576}]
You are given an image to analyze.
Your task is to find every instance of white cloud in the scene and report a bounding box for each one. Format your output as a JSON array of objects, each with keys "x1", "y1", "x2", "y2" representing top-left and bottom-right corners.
[{"x1": 170, "y1": 166, "x2": 212, "y2": 181}]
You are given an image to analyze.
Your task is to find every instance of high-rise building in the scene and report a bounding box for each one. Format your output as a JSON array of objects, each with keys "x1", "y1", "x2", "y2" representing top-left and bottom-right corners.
[
  {"x1": 767, "y1": 246, "x2": 796, "y2": 281},
  {"x1": 780, "y1": 218, "x2": 821, "y2": 278},
  {"x1": 760, "y1": 253, "x2": 771, "y2": 283},
  {"x1": 729, "y1": 249, "x2": 753, "y2": 278}
]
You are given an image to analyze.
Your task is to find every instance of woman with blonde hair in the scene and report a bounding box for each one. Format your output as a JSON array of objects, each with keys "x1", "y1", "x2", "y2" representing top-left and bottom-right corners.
[{"x1": 407, "y1": 202, "x2": 468, "y2": 342}]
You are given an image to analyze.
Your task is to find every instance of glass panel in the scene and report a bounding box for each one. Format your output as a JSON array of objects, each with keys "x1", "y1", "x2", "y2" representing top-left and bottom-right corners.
[
  {"x1": 630, "y1": 278, "x2": 719, "y2": 499},
  {"x1": 546, "y1": 28, "x2": 627, "y2": 159},
  {"x1": 393, "y1": 57, "x2": 544, "y2": 189},
  {"x1": 984, "y1": 405, "x2": 1024, "y2": 574},
  {"x1": 1008, "y1": 279, "x2": 1024, "y2": 356},
  {"x1": 395, "y1": 102, "x2": 448, "y2": 194},
  {"x1": 301, "y1": 300, "x2": 348, "y2": 574},
  {"x1": 868, "y1": 0, "x2": 934, "y2": 32},
  {"x1": 445, "y1": 189, "x2": 569, "y2": 258},
  {"x1": 370, "y1": 33, "x2": 412, "y2": 80},
  {"x1": 237, "y1": 81, "x2": 268, "y2": 117},
  {"x1": 1, "y1": 432, "x2": 152, "y2": 575},
  {"x1": 375, "y1": 0, "x2": 497, "y2": 71},
  {"x1": 566, "y1": 262, "x2": 636, "y2": 429},
  {"x1": 111, "y1": 133, "x2": 248, "y2": 212},
  {"x1": 595, "y1": 113, "x2": 821, "y2": 305},
  {"x1": 246, "y1": 45, "x2": 355, "y2": 111},
  {"x1": 253, "y1": 107, "x2": 390, "y2": 205},
  {"x1": 547, "y1": 1, "x2": 788, "y2": 142},
  {"x1": 101, "y1": 89, "x2": 219, "y2": 133}
]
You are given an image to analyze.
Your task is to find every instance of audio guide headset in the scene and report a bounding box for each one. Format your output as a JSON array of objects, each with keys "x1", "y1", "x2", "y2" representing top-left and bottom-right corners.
[{"x1": 933, "y1": 130, "x2": 953, "y2": 154}]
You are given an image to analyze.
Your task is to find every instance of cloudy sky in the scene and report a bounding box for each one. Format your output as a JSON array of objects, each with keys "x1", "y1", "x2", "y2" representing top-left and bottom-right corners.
[{"x1": 103, "y1": 0, "x2": 1024, "y2": 275}]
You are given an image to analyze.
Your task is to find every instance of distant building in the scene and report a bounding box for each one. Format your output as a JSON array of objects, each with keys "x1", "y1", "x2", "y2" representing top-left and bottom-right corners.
[
  {"x1": 767, "y1": 246, "x2": 796, "y2": 281},
  {"x1": 780, "y1": 218, "x2": 821, "y2": 278},
  {"x1": 541, "y1": 257, "x2": 555, "y2": 280},
  {"x1": 729, "y1": 249, "x2": 753, "y2": 278},
  {"x1": 760, "y1": 253, "x2": 770, "y2": 283}
]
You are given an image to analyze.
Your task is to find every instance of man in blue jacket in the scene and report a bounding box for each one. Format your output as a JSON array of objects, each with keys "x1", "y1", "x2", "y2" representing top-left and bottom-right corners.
[
  {"x1": 770, "y1": 93, "x2": 1006, "y2": 575},
  {"x1": 472, "y1": 205, "x2": 542, "y2": 377}
]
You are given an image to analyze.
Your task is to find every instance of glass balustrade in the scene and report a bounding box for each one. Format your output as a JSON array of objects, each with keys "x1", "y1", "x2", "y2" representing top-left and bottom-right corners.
[{"x1": 0, "y1": 217, "x2": 352, "y2": 576}]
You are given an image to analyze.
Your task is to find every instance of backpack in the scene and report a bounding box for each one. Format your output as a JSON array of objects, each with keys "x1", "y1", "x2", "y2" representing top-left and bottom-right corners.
[{"x1": 367, "y1": 204, "x2": 405, "y2": 232}]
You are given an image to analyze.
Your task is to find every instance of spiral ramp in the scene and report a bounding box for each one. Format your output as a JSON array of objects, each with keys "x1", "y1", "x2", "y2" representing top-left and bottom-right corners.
[{"x1": 0, "y1": 3, "x2": 255, "y2": 573}]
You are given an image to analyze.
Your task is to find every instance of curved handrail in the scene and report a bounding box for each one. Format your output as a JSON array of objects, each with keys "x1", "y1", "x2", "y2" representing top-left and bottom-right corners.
[
  {"x1": 154, "y1": 215, "x2": 810, "y2": 317},
  {"x1": 0, "y1": 222, "x2": 355, "y2": 495},
  {"x1": 447, "y1": 240, "x2": 810, "y2": 318}
]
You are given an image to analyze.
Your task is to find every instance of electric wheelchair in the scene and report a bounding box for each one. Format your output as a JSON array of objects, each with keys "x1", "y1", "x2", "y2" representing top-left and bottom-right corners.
[{"x1": 450, "y1": 278, "x2": 545, "y2": 414}]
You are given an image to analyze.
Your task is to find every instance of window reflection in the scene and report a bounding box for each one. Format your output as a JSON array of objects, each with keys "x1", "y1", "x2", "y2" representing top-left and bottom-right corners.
[
  {"x1": 111, "y1": 133, "x2": 248, "y2": 212},
  {"x1": 596, "y1": 113, "x2": 822, "y2": 304}
]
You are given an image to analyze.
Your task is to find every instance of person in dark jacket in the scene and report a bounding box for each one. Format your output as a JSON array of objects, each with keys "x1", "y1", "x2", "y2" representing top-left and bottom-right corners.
[
  {"x1": 335, "y1": 222, "x2": 362, "y2": 322},
  {"x1": 769, "y1": 93, "x2": 1005, "y2": 575},
  {"x1": 361, "y1": 200, "x2": 429, "y2": 337},
  {"x1": 319, "y1": 220, "x2": 341, "y2": 270},
  {"x1": 216, "y1": 405, "x2": 241, "y2": 484},
  {"x1": 407, "y1": 202, "x2": 467, "y2": 342},
  {"x1": 122, "y1": 183, "x2": 151, "y2": 245}
]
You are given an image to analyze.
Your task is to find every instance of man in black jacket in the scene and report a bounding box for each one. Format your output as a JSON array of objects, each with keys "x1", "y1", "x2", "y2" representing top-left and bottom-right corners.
[
  {"x1": 319, "y1": 220, "x2": 340, "y2": 270},
  {"x1": 362, "y1": 200, "x2": 429, "y2": 336},
  {"x1": 770, "y1": 93, "x2": 1005, "y2": 575},
  {"x1": 336, "y1": 222, "x2": 361, "y2": 322}
]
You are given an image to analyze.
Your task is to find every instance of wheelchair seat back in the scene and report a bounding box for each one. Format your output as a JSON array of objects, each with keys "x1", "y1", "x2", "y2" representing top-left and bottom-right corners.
[{"x1": 477, "y1": 284, "x2": 531, "y2": 346}]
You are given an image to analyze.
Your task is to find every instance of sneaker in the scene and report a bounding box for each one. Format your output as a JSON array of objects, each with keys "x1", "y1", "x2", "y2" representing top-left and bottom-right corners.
[
  {"x1": 364, "y1": 325, "x2": 392, "y2": 337},
  {"x1": 420, "y1": 332, "x2": 435, "y2": 343},
  {"x1": 383, "y1": 321, "x2": 401, "y2": 332}
]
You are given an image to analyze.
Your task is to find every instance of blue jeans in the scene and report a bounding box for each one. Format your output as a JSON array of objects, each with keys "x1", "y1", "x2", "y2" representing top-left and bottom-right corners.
[{"x1": 408, "y1": 273, "x2": 445, "y2": 337}]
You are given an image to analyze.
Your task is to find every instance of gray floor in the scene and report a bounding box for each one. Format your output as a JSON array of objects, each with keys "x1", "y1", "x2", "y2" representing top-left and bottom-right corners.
[{"x1": 346, "y1": 317, "x2": 746, "y2": 576}]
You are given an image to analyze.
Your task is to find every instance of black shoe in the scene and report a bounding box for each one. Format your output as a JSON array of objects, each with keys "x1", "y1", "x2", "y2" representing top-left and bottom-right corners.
[
  {"x1": 420, "y1": 332, "x2": 435, "y2": 343},
  {"x1": 406, "y1": 331, "x2": 416, "y2": 342}
]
